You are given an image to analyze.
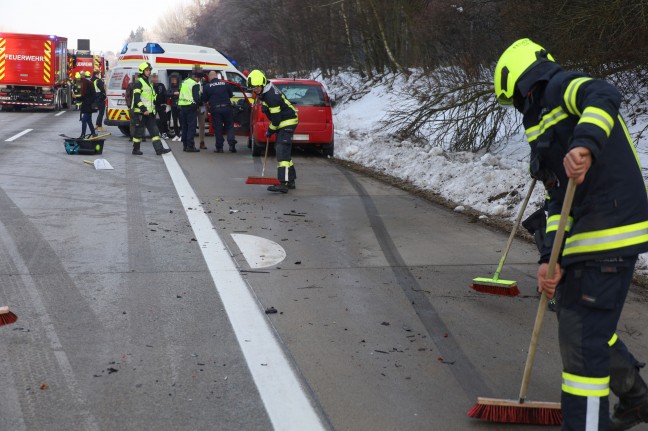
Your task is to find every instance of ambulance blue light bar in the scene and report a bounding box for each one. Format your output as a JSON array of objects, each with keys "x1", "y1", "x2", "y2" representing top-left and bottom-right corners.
[{"x1": 143, "y1": 43, "x2": 165, "y2": 54}]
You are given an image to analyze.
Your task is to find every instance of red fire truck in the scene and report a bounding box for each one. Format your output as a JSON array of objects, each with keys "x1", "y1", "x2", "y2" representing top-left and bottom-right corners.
[
  {"x1": 69, "y1": 52, "x2": 107, "y2": 79},
  {"x1": 0, "y1": 32, "x2": 72, "y2": 111}
]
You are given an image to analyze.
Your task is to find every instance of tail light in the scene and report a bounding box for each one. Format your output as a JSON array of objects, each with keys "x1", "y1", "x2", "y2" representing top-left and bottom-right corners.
[{"x1": 322, "y1": 92, "x2": 331, "y2": 107}]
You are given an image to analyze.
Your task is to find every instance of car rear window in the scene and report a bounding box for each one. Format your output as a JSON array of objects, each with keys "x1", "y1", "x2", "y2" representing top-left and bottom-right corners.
[{"x1": 275, "y1": 84, "x2": 325, "y2": 107}]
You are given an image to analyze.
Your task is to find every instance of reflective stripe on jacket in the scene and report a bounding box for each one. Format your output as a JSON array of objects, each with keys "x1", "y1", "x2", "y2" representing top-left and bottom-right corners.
[
  {"x1": 521, "y1": 65, "x2": 648, "y2": 265},
  {"x1": 132, "y1": 77, "x2": 156, "y2": 114},
  {"x1": 178, "y1": 77, "x2": 198, "y2": 107},
  {"x1": 260, "y1": 84, "x2": 298, "y2": 131}
]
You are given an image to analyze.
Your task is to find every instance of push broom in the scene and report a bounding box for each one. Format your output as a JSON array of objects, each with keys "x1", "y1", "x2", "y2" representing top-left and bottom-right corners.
[
  {"x1": 246, "y1": 136, "x2": 280, "y2": 185},
  {"x1": 468, "y1": 178, "x2": 576, "y2": 426},
  {"x1": 470, "y1": 179, "x2": 537, "y2": 296},
  {"x1": 0, "y1": 306, "x2": 18, "y2": 326}
]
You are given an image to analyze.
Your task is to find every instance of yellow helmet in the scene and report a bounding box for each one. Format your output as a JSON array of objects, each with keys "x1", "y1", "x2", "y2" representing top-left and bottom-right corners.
[
  {"x1": 74, "y1": 72, "x2": 81, "y2": 79},
  {"x1": 494, "y1": 38, "x2": 555, "y2": 106},
  {"x1": 84, "y1": 70, "x2": 91, "y2": 77},
  {"x1": 246, "y1": 69, "x2": 267, "y2": 88},
  {"x1": 139, "y1": 61, "x2": 152, "y2": 73}
]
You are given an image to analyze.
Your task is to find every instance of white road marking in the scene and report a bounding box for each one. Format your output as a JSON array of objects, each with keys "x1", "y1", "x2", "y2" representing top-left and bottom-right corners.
[
  {"x1": 55, "y1": 111, "x2": 66, "y2": 117},
  {"x1": 161, "y1": 153, "x2": 326, "y2": 431},
  {"x1": 5, "y1": 129, "x2": 33, "y2": 142},
  {"x1": 231, "y1": 234, "x2": 286, "y2": 268}
]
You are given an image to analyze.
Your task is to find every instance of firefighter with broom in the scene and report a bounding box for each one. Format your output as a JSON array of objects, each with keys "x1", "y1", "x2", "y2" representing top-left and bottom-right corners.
[
  {"x1": 490, "y1": 38, "x2": 648, "y2": 430},
  {"x1": 247, "y1": 70, "x2": 298, "y2": 193}
]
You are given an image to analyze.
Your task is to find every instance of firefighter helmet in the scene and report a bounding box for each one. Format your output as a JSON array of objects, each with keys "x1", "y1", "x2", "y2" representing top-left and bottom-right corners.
[
  {"x1": 494, "y1": 38, "x2": 555, "y2": 106},
  {"x1": 139, "y1": 61, "x2": 153, "y2": 73},
  {"x1": 247, "y1": 70, "x2": 267, "y2": 88},
  {"x1": 74, "y1": 72, "x2": 81, "y2": 79},
  {"x1": 84, "y1": 71, "x2": 91, "y2": 77}
]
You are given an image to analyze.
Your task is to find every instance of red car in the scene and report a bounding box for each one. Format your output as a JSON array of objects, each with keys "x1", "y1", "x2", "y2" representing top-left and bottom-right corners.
[{"x1": 249, "y1": 78, "x2": 335, "y2": 157}]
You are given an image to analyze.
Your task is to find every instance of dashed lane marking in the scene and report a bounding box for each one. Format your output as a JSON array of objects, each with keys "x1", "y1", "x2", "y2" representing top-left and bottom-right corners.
[{"x1": 5, "y1": 129, "x2": 33, "y2": 142}]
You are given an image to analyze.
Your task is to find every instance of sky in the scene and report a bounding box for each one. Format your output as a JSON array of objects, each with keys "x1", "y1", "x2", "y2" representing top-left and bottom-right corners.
[
  {"x1": 0, "y1": 0, "x2": 189, "y2": 54},
  {"x1": 324, "y1": 70, "x2": 648, "y2": 272}
]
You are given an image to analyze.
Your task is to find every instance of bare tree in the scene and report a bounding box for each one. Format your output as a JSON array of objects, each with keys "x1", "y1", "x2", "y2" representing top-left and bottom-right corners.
[{"x1": 153, "y1": 4, "x2": 191, "y2": 43}]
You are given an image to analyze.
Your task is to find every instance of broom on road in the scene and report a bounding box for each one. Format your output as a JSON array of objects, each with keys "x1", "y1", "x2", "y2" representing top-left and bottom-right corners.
[
  {"x1": 470, "y1": 179, "x2": 537, "y2": 296},
  {"x1": 246, "y1": 136, "x2": 280, "y2": 185},
  {"x1": 0, "y1": 306, "x2": 18, "y2": 326},
  {"x1": 468, "y1": 178, "x2": 576, "y2": 426}
]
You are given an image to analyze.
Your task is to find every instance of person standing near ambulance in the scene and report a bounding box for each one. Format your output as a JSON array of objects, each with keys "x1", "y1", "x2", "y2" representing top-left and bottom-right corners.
[
  {"x1": 79, "y1": 71, "x2": 97, "y2": 139},
  {"x1": 202, "y1": 71, "x2": 236, "y2": 153},
  {"x1": 92, "y1": 70, "x2": 106, "y2": 132},
  {"x1": 178, "y1": 69, "x2": 203, "y2": 152},
  {"x1": 247, "y1": 69, "x2": 298, "y2": 193},
  {"x1": 130, "y1": 62, "x2": 171, "y2": 156}
]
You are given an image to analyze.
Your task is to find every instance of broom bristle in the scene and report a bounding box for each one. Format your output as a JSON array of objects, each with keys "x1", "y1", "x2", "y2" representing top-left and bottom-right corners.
[
  {"x1": 0, "y1": 306, "x2": 17, "y2": 326},
  {"x1": 470, "y1": 283, "x2": 520, "y2": 296},
  {"x1": 246, "y1": 176, "x2": 281, "y2": 185},
  {"x1": 470, "y1": 278, "x2": 520, "y2": 296},
  {"x1": 468, "y1": 398, "x2": 562, "y2": 426}
]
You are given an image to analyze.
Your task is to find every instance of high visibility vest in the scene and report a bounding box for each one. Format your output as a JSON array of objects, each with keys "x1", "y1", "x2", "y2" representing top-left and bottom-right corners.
[
  {"x1": 178, "y1": 78, "x2": 197, "y2": 106},
  {"x1": 134, "y1": 77, "x2": 156, "y2": 113}
]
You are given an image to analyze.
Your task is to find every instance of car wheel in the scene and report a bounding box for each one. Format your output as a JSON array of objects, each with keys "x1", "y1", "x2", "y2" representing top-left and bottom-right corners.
[
  {"x1": 118, "y1": 126, "x2": 131, "y2": 137},
  {"x1": 251, "y1": 136, "x2": 264, "y2": 157},
  {"x1": 322, "y1": 141, "x2": 334, "y2": 157}
]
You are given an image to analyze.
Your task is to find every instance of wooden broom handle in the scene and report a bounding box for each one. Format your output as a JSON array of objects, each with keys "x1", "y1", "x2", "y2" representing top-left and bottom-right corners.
[
  {"x1": 518, "y1": 178, "x2": 577, "y2": 403},
  {"x1": 261, "y1": 136, "x2": 270, "y2": 177},
  {"x1": 493, "y1": 179, "x2": 537, "y2": 281}
]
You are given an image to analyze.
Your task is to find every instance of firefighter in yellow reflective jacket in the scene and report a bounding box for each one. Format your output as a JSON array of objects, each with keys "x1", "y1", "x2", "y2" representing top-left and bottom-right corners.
[
  {"x1": 131, "y1": 62, "x2": 171, "y2": 156},
  {"x1": 495, "y1": 38, "x2": 648, "y2": 431},
  {"x1": 247, "y1": 70, "x2": 298, "y2": 193}
]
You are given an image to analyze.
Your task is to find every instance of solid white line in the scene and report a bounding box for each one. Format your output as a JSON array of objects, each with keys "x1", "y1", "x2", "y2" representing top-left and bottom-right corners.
[
  {"x1": 55, "y1": 111, "x2": 66, "y2": 117},
  {"x1": 5, "y1": 129, "x2": 33, "y2": 142},
  {"x1": 161, "y1": 152, "x2": 326, "y2": 431}
]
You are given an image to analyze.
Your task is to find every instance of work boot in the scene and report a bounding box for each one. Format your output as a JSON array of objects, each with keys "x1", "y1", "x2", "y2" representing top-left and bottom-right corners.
[
  {"x1": 286, "y1": 180, "x2": 296, "y2": 189},
  {"x1": 185, "y1": 146, "x2": 199, "y2": 152},
  {"x1": 132, "y1": 143, "x2": 143, "y2": 155},
  {"x1": 267, "y1": 183, "x2": 289, "y2": 193},
  {"x1": 200, "y1": 141, "x2": 207, "y2": 149},
  {"x1": 152, "y1": 140, "x2": 171, "y2": 155},
  {"x1": 214, "y1": 148, "x2": 224, "y2": 153},
  {"x1": 229, "y1": 145, "x2": 237, "y2": 153},
  {"x1": 610, "y1": 375, "x2": 648, "y2": 430}
]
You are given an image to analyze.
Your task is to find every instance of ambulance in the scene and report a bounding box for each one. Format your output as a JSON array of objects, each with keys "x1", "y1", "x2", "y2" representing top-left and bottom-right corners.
[{"x1": 105, "y1": 41, "x2": 251, "y2": 137}]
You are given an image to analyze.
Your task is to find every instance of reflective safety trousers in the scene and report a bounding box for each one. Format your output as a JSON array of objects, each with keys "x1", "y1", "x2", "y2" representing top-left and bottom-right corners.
[{"x1": 556, "y1": 257, "x2": 641, "y2": 430}]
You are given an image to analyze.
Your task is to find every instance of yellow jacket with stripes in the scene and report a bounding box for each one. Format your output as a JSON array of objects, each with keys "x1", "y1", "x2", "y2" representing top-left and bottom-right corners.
[{"x1": 522, "y1": 65, "x2": 648, "y2": 266}]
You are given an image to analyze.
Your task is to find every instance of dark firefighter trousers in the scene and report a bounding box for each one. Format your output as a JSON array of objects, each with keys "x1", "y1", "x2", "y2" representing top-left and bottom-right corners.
[
  {"x1": 275, "y1": 127, "x2": 296, "y2": 183},
  {"x1": 556, "y1": 256, "x2": 643, "y2": 430},
  {"x1": 133, "y1": 113, "x2": 164, "y2": 153}
]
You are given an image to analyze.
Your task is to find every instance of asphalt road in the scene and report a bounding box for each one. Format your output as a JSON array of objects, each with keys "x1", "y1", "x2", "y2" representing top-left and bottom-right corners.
[{"x1": 0, "y1": 109, "x2": 647, "y2": 431}]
